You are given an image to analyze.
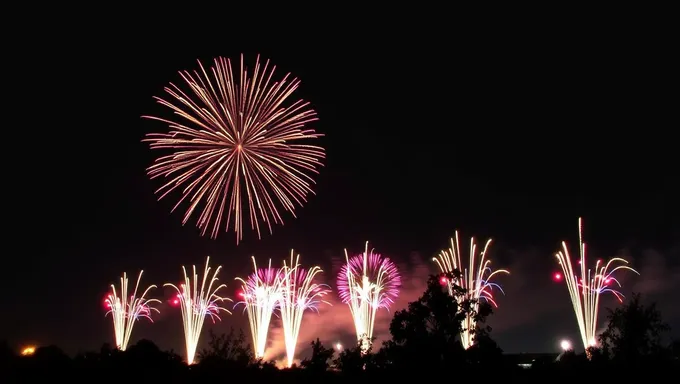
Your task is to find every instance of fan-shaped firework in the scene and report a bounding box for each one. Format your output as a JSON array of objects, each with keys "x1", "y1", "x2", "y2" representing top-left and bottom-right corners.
[
  {"x1": 165, "y1": 257, "x2": 232, "y2": 365},
  {"x1": 433, "y1": 232, "x2": 509, "y2": 349},
  {"x1": 337, "y1": 242, "x2": 400, "y2": 354},
  {"x1": 234, "y1": 257, "x2": 285, "y2": 359},
  {"x1": 104, "y1": 271, "x2": 160, "y2": 351},
  {"x1": 143, "y1": 55, "x2": 325, "y2": 243},
  {"x1": 553, "y1": 218, "x2": 639, "y2": 352},
  {"x1": 279, "y1": 251, "x2": 331, "y2": 367}
]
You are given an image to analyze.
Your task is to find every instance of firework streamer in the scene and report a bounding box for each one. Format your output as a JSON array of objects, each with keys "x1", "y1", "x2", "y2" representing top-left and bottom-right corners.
[
  {"x1": 433, "y1": 232, "x2": 509, "y2": 350},
  {"x1": 338, "y1": 242, "x2": 401, "y2": 354},
  {"x1": 554, "y1": 218, "x2": 639, "y2": 352},
  {"x1": 104, "y1": 271, "x2": 160, "y2": 351},
  {"x1": 143, "y1": 55, "x2": 325, "y2": 243},
  {"x1": 279, "y1": 251, "x2": 331, "y2": 367},
  {"x1": 165, "y1": 257, "x2": 232, "y2": 365},
  {"x1": 235, "y1": 257, "x2": 285, "y2": 359}
]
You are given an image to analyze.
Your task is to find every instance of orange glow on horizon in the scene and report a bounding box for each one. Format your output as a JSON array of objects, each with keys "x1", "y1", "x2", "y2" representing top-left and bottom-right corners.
[{"x1": 21, "y1": 346, "x2": 36, "y2": 356}]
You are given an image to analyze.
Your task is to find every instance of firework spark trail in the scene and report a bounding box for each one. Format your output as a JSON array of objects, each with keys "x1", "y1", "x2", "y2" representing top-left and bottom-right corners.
[
  {"x1": 433, "y1": 232, "x2": 509, "y2": 350},
  {"x1": 234, "y1": 257, "x2": 285, "y2": 359},
  {"x1": 279, "y1": 251, "x2": 331, "y2": 367},
  {"x1": 143, "y1": 55, "x2": 325, "y2": 243},
  {"x1": 104, "y1": 271, "x2": 160, "y2": 351},
  {"x1": 554, "y1": 218, "x2": 639, "y2": 351},
  {"x1": 165, "y1": 257, "x2": 232, "y2": 365},
  {"x1": 337, "y1": 242, "x2": 401, "y2": 354}
]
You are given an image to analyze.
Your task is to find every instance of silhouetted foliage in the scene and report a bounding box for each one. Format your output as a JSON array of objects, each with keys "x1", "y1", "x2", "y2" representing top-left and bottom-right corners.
[
  {"x1": 465, "y1": 328, "x2": 504, "y2": 365},
  {"x1": 381, "y1": 273, "x2": 500, "y2": 371},
  {"x1": 34, "y1": 345, "x2": 70, "y2": 362},
  {"x1": 197, "y1": 328, "x2": 253, "y2": 368},
  {"x1": 598, "y1": 293, "x2": 670, "y2": 366},
  {"x1": 333, "y1": 338, "x2": 375, "y2": 375},
  {"x1": 301, "y1": 338, "x2": 334, "y2": 373}
]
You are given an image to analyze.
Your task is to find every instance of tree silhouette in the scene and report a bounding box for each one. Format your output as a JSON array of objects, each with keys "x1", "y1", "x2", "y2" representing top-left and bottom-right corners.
[
  {"x1": 99, "y1": 342, "x2": 114, "y2": 356},
  {"x1": 300, "y1": 338, "x2": 334, "y2": 372},
  {"x1": 33, "y1": 345, "x2": 70, "y2": 363},
  {"x1": 197, "y1": 328, "x2": 253, "y2": 367},
  {"x1": 465, "y1": 325, "x2": 504, "y2": 365},
  {"x1": 599, "y1": 293, "x2": 670, "y2": 365},
  {"x1": 124, "y1": 339, "x2": 182, "y2": 374},
  {"x1": 333, "y1": 339, "x2": 374, "y2": 374},
  {"x1": 382, "y1": 273, "x2": 497, "y2": 370},
  {"x1": 18, "y1": 345, "x2": 72, "y2": 378}
]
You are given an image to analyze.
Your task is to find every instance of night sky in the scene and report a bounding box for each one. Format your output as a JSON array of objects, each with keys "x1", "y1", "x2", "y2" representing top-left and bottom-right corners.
[{"x1": 5, "y1": 22, "x2": 678, "y2": 362}]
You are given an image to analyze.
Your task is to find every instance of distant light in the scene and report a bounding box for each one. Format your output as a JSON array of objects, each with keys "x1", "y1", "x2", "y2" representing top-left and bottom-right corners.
[
  {"x1": 439, "y1": 276, "x2": 448, "y2": 285},
  {"x1": 21, "y1": 346, "x2": 36, "y2": 356},
  {"x1": 335, "y1": 342, "x2": 342, "y2": 351},
  {"x1": 560, "y1": 339, "x2": 572, "y2": 351},
  {"x1": 553, "y1": 272, "x2": 562, "y2": 281}
]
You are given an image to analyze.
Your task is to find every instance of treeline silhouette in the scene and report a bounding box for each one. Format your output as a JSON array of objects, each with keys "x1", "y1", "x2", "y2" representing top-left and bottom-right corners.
[{"x1": 3, "y1": 275, "x2": 678, "y2": 381}]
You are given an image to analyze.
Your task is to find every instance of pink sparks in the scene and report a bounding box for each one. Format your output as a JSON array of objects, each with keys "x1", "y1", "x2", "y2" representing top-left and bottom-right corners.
[
  {"x1": 235, "y1": 267, "x2": 285, "y2": 311},
  {"x1": 337, "y1": 247, "x2": 401, "y2": 309}
]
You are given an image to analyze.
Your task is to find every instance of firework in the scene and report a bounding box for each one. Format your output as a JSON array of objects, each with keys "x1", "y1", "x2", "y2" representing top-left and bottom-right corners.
[
  {"x1": 433, "y1": 232, "x2": 509, "y2": 350},
  {"x1": 165, "y1": 257, "x2": 232, "y2": 365},
  {"x1": 234, "y1": 257, "x2": 285, "y2": 359},
  {"x1": 279, "y1": 251, "x2": 331, "y2": 367},
  {"x1": 143, "y1": 55, "x2": 325, "y2": 243},
  {"x1": 553, "y1": 218, "x2": 639, "y2": 351},
  {"x1": 338, "y1": 242, "x2": 400, "y2": 354},
  {"x1": 104, "y1": 271, "x2": 160, "y2": 351}
]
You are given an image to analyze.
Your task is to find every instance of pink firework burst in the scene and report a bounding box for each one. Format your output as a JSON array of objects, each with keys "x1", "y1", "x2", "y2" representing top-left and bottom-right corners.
[
  {"x1": 337, "y1": 242, "x2": 400, "y2": 353},
  {"x1": 337, "y1": 244, "x2": 401, "y2": 309},
  {"x1": 235, "y1": 263, "x2": 285, "y2": 311}
]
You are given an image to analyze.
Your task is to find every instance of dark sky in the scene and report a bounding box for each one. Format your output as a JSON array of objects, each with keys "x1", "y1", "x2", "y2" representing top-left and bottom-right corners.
[{"x1": 5, "y1": 20, "x2": 678, "y2": 360}]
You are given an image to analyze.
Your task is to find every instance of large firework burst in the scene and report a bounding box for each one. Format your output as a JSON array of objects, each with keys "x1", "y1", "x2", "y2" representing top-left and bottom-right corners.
[{"x1": 143, "y1": 55, "x2": 325, "y2": 243}]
